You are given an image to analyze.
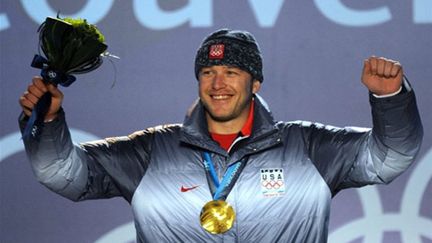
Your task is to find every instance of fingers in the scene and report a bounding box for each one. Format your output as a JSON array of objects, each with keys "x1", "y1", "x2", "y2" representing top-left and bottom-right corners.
[
  {"x1": 19, "y1": 96, "x2": 33, "y2": 116},
  {"x1": 28, "y1": 78, "x2": 47, "y2": 100},
  {"x1": 20, "y1": 77, "x2": 42, "y2": 113},
  {"x1": 362, "y1": 56, "x2": 404, "y2": 95},
  {"x1": 47, "y1": 83, "x2": 63, "y2": 99},
  {"x1": 19, "y1": 76, "x2": 63, "y2": 117},
  {"x1": 369, "y1": 57, "x2": 378, "y2": 75},
  {"x1": 363, "y1": 59, "x2": 371, "y2": 75},
  {"x1": 366, "y1": 56, "x2": 402, "y2": 78},
  {"x1": 32, "y1": 76, "x2": 48, "y2": 93},
  {"x1": 390, "y1": 62, "x2": 402, "y2": 77}
]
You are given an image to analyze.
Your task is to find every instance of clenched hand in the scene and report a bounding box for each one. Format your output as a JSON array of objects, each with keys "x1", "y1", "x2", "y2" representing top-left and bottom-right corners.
[
  {"x1": 19, "y1": 76, "x2": 63, "y2": 122},
  {"x1": 362, "y1": 56, "x2": 403, "y2": 96}
]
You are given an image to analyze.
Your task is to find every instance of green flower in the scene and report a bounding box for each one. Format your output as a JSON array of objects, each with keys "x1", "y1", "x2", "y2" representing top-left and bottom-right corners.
[
  {"x1": 38, "y1": 16, "x2": 108, "y2": 75},
  {"x1": 63, "y1": 17, "x2": 105, "y2": 43},
  {"x1": 25, "y1": 16, "x2": 111, "y2": 140}
]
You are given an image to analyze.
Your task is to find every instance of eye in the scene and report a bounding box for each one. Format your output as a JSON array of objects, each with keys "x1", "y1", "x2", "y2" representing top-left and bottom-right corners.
[
  {"x1": 200, "y1": 69, "x2": 213, "y2": 77},
  {"x1": 226, "y1": 70, "x2": 239, "y2": 76}
]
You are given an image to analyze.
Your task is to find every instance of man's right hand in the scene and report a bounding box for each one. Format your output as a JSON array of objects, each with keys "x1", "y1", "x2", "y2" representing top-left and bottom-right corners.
[{"x1": 19, "y1": 76, "x2": 64, "y2": 122}]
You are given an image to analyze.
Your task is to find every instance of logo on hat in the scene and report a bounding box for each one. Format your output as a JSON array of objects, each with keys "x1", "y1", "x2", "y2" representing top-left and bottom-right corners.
[{"x1": 209, "y1": 44, "x2": 224, "y2": 59}]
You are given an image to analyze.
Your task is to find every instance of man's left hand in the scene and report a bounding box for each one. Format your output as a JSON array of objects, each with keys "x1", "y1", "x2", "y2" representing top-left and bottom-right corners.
[{"x1": 362, "y1": 56, "x2": 403, "y2": 96}]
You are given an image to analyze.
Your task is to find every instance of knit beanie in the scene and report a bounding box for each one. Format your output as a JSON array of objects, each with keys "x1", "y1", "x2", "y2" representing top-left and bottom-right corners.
[{"x1": 194, "y1": 29, "x2": 263, "y2": 82}]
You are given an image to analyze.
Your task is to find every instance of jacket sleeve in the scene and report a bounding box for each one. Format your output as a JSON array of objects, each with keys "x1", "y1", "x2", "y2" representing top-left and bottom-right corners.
[
  {"x1": 305, "y1": 88, "x2": 423, "y2": 196},
  {"x1": 19, "y1": 110, "x2": 152, "y2": 203}
]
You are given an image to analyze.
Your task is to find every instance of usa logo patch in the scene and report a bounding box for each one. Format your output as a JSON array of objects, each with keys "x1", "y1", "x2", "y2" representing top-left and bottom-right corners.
[
  {"x1": 209, "y1": 44, "x2": 224, "y2": 59},
  {"x1": 260, "y1": 168, "x2": 285, "y2": 197}
]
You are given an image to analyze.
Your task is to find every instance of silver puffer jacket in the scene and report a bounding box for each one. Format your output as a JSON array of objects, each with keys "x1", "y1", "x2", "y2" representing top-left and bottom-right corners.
[{"x1": 20, "y1": 91, "x2": 422, "y2": 243}]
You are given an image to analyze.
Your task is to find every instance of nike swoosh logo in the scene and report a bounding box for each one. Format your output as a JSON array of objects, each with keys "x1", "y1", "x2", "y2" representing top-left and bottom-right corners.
[{"x1": 181, "y1": 185, "x2": 200, "y2": 192}]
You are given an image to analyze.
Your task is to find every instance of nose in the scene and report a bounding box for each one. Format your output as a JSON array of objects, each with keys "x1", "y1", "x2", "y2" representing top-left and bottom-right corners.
[{"x1": 212, "y1": 72, "x2": 226, "y2": 90}]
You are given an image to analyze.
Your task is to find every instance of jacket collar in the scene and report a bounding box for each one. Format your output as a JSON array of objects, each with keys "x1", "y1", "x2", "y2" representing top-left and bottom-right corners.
[{"x1": 180, "y1": 94, "x2": 280, "y2": 156}]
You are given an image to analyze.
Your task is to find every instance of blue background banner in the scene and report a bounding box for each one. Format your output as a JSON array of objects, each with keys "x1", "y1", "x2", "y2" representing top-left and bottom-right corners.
[{"x1": 1, "y1": 1, "x2": 431, "y2": 242}]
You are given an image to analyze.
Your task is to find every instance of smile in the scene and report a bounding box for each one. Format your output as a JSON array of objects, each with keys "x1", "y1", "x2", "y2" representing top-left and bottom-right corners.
[{"x1": 211, "y1": 95, "x2": 232, "y2": 100}]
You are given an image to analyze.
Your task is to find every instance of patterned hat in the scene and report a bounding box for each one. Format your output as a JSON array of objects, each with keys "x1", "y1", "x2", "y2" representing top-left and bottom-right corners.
[{"x1": 195, "y1": 29, "x2": 263, "y2": 82}]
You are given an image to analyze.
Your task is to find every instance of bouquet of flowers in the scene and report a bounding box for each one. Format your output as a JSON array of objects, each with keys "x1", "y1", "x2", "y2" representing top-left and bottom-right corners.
[{"x1": 23, "y1": 16, "x2": 109, "y2": 139}]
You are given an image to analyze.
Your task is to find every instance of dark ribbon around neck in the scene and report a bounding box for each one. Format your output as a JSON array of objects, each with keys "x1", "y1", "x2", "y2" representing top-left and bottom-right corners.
[
  {"x1": 22, "y1": 55, "x2": 77, "y2": 140},
  {"x1": 202, "y1": 152, "x2": 247, "y2": 201}
]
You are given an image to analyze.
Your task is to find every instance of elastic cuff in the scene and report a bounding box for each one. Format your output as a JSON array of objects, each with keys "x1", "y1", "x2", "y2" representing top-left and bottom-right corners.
[{"x1": 373, "y1": 86, "x2": 402, "y2": 98}]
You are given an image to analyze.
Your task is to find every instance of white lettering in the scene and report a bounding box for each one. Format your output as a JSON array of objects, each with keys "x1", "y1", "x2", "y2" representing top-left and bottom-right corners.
[
  {"x1": 20, "y1": 0, "x2": 114, "y2": 24},
  {"x1": 248, "y1": 0, "x2": 285, "y2": 27},
  {"x1": 414, "y1": 0, "x2": 432, "y2": 23},
  {"x1": 0, "y1": 13, "x2": 10, "y2": 31},
  {"x1": 133, "y1": 0, "x2": 212, "y2": 30},
  {"x1": 6, "y1": 0, "x2": 429, "y2": 32},
  {"x1": 314, "y1": 0, "x2": 392, "y2": 27}
]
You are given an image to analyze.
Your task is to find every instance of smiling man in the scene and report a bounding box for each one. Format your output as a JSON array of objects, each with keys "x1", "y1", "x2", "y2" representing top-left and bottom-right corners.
[
  {"x1": 199, "y1": 66, "x2": 260, "y2": 132},
  {"x1": 19, "y1": 29, "x2": 423, "y2": 242}
]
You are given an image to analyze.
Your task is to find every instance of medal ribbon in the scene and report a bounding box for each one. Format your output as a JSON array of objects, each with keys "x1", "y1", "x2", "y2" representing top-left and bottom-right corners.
[{"x1": 202, "y1": 152, "x2": 247, "y2": 200}]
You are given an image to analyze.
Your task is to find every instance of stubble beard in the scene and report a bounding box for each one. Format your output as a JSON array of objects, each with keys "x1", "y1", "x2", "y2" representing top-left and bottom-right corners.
[
  {"x1": 202, "y1": 92, "x2": 253, "y2": 123},
  {"x1": 200, "y1": 77, "x2": 255, "y2": 123}
]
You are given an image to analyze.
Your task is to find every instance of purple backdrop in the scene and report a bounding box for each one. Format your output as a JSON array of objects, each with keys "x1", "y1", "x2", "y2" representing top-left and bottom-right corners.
[{"x1": 1, "y1": 1, "x2": 431, "y2": 242}]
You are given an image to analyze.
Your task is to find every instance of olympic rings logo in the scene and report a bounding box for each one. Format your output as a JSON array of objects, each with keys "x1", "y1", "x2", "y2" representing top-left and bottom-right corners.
[
  {"x1": 1, "y1": 131, "x2": 430, "y2": 243},
  {"x1": 261, "y1": 180, "x2": 284, "y2": 189},
  {"x1": 94, "y1": 148, "x2": 432, "y2": 243}
]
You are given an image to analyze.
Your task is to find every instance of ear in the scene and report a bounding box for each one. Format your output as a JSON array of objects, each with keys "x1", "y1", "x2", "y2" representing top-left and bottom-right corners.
[{"x1": 252, "y1": 80, "x2": 261, "y2": 94}]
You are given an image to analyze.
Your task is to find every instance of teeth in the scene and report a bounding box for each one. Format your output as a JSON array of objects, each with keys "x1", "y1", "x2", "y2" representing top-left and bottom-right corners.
[{"x1": 212, "y1": 95, "x2": 230, "y2": 100}]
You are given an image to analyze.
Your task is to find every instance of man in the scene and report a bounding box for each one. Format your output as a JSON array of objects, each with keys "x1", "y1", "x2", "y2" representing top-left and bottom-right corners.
[{"x1": 19, "y1": 29, "x2": 423, "y2": 242}]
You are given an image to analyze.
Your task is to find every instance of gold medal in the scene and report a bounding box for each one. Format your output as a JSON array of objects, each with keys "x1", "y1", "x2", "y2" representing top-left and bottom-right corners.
[{"x1": 200, "y1": 200, "x2": 235, "y2": 234}]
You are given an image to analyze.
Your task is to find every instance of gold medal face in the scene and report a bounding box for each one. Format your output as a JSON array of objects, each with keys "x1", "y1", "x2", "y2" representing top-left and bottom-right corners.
[{"x1": 200, "y1": 200, "x2": 235, "y2": 234}]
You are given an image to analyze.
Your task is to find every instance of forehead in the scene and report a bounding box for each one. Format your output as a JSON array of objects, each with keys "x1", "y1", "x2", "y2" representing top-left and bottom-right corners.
[{"x1": 198, "y1": 65, "x2": 255, "y2": 83}]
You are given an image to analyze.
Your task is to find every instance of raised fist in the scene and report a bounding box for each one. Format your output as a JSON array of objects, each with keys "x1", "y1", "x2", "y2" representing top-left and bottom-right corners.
[
  {"x1": 362, "y1": 56, "x2": 403, "y2": 96},
  {"x1": 19, "y1": 76, "x2": 63, "y2": 121}
]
